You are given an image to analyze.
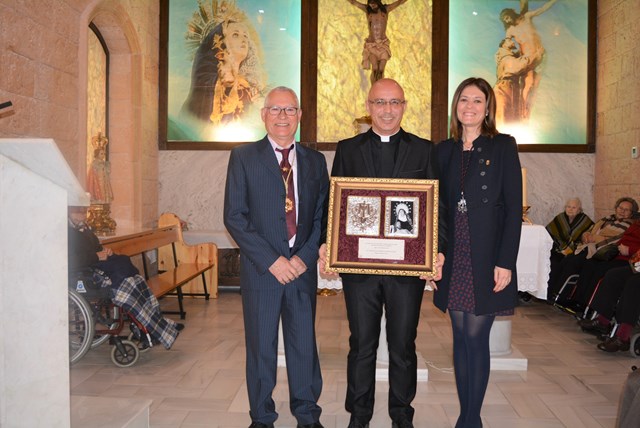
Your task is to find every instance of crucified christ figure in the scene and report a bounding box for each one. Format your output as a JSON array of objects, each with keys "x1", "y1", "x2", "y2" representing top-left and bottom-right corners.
[
  {"x1": 499, "y1": 0, "x2": 557, "y2": 120},
  {"x1": 347, "y1": 0, "x2": 408, "y2": 85}
]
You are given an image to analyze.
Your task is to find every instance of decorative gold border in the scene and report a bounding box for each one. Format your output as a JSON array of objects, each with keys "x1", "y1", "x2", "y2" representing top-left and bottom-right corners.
[{"x1": 326, "y1": 177, "x2": 439, "y2": 278}]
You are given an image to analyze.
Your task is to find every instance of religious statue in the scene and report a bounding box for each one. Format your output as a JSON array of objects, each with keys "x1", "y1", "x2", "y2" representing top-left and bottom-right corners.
[
  {"x1": 86, "y1": 131, "x2": 116, "y2": 235},
  {"x1": 347, "y1": 0, "x2": 408, "y2": 85},
  {"x1": 87, "y1": 132, "x2": 114, "y2": 204}
]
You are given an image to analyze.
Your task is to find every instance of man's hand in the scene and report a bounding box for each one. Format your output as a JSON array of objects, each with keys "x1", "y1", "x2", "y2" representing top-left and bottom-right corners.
[
  {"x1": 269, "y1": 256, "x2": 299, "y2": 285},
  {"x1": 493, "y1": 266, "x2": 512, "y2": 292},
  {"x1": 318, "y1": 243, "x2": 340, "y2": 280},
  {"x1": 290, "y1": 256, "x2": 308, "y2": 276}
]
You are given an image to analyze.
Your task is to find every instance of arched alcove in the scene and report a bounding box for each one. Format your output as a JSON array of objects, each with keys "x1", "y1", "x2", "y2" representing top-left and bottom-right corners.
[{"x1": 78, "y1": 1, "x2": 146, "y2": 231}]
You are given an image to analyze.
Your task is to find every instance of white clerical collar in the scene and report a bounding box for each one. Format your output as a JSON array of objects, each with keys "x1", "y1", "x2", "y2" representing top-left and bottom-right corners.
[{"x1": 373, "y1": 130, "x2": 399, "y2": 143}]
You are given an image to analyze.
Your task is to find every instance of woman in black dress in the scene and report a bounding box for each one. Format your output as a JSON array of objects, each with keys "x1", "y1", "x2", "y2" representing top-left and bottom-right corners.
[{"x1": 434, "y1": 77, "x2": 523, "y2": 428}]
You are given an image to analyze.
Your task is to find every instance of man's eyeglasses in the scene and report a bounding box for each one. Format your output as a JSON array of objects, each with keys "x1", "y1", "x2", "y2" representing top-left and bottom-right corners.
[
  {"x1": 265, "y1": 106, "x2": 299, "y2": 116},
  {"x1": 368, "y1": 99, "x2": 406, "y2": 107}
]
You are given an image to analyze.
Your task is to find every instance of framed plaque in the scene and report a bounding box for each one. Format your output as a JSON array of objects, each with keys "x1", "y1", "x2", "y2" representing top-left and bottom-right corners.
[{"x1": 326, "y1": 177, "x2": 439, "y2": 278}]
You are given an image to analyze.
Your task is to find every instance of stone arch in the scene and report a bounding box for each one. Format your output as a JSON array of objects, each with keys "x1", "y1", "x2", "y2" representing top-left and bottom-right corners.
[{"x1": 78, "y1": 0, "x2": 144, "y2": 231}]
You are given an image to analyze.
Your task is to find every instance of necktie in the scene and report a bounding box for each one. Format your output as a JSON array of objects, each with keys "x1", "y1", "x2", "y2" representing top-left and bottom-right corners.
[{"x1": 276, "y1": 146, "x2": 296, "y2": 240}]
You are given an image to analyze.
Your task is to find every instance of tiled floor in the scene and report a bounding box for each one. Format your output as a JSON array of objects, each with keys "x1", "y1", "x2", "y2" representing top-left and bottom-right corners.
[{"x1": 70, "y1": 290, "x2": 637, "y2": 428}]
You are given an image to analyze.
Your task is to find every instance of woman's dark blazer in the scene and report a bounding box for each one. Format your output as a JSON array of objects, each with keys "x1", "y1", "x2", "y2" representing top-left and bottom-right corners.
[{"x1": 434, "y1": 134, "x2": 523, "y2": 315}]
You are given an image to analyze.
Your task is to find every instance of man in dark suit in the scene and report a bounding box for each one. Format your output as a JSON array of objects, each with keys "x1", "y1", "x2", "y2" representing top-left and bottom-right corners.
[
  {"x1": 321, "y1": 78, "x2": 446, "y2": 428},
  {"x1": 224, "y1": 87, "x2": 329, "y2": 428}
]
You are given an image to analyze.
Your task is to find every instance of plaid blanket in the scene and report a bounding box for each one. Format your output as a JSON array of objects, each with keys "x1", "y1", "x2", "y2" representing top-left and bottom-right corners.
[{"x1": 111, "y1": 274, "x2": 179, "y2": 349}]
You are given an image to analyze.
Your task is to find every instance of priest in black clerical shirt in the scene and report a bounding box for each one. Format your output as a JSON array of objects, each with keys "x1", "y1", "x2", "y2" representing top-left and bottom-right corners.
[{"x1": 319, "y1": 78, "x2": 446, "y2": 428}]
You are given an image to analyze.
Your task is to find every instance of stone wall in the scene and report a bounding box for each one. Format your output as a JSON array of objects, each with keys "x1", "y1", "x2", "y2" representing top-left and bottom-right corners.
[
  {"x1": 0, "y1": 0, "x2": 160, "y2": 229},
  {"x1": 159, "y1": 150, "x2": 595, "y2": 232},
  {"x1": 594, "y1": 1, "x2": 640, "y2": 218}
]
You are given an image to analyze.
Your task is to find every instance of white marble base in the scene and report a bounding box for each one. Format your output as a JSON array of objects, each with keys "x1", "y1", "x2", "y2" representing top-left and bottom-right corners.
[
  {"x1": 490, "y1": 345, "x2": 528, "y2": 371},
  {"x1": 375, "y1": 352, "x2": 429, "y2": 382},
  {"x1": 1, "y1": 139, "x2": 89, "y2": 428}
]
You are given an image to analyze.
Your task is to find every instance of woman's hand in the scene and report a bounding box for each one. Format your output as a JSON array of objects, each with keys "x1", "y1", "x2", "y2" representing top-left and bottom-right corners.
[{"x1": 493, "y1": 266, "x2": 512, "y2": 292}]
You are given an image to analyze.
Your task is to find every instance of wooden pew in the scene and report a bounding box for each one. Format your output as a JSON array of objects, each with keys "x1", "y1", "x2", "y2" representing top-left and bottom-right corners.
[
  {"x1": 101, "y1": 224, "x2": 217, "y2": 319},
  {"x1": 157, "y1": 212, "x2": 219, "y2": 299}
]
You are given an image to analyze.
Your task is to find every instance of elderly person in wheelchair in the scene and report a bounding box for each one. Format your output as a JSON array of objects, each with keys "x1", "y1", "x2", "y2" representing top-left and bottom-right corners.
[
  {"x1": 68, "y1": 206, "x2": 183, "y2": 351},
  {"x1": 548, "y1": 197, "x2": 638, "y2": 309},
  {"x1": 577, "y1": 250, "x2": 640, "y2": 354}
]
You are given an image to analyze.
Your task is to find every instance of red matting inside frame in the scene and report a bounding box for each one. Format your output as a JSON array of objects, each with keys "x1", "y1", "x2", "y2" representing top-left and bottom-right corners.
[{"x1": 336, "y1": 188, "x2": 427, "y2": 265}]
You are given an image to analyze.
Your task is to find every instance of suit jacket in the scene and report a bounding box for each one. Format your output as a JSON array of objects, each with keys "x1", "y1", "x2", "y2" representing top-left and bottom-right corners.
[
  {"x1": 224, "y1": 137, "x2": 329, "y2": 294},
  {"x1": 434, "y1": 134, "x2": 522, "y2": 315},
  {"x1": 331, "y1": 128, "x2": 447, "y2": 282}
]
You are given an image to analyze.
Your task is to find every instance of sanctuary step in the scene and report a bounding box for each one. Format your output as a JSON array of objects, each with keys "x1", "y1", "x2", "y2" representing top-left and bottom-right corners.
[{"x1": 71, "y1": 395, "x2": 151, "y2": 428}]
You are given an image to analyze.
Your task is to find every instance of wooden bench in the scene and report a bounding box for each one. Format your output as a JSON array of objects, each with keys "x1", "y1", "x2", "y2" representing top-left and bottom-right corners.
[{"x1": 101, "y1": 223, "x2": 218, "y2": 319}]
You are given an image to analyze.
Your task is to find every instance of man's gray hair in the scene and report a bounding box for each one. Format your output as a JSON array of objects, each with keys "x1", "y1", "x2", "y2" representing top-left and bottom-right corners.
[{"x1": 264, "y1": 86, "x2": 299, "y2": 107}]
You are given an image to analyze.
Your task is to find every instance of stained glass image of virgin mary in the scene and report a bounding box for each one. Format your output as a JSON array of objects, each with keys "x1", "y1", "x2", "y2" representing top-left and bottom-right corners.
[{"x1": 179, "y1": 1, "x2": 266, "y2": 134}]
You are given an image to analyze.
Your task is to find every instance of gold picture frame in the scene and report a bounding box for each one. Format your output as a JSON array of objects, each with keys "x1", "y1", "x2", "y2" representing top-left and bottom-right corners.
[{"x1": 326, "y1": 177, "x2": 439, "y2": 278}]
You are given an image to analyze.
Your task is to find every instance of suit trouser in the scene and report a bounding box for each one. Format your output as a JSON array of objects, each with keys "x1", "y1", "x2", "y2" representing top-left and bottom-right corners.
[
  {"x1": 242, "y1": 283, "x2": 323, "y2": 425},
  {"x1": 342, "y1": 275, "x2": 425, "y2": 423}
]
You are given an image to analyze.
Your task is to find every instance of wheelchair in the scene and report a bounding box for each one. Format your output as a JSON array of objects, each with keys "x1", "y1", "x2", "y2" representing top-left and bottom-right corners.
[
  {"x1": 551, "y1": 274, "x2": 580, "y2": 314},
  {"x1": 68, "y1": 284, "x2": 156, "y2": 367},
  {"x1": 596, "y1": 322, "x2": 640, "y2": 358},
  {"x1": 631, "y1": 331, "x2": 640, "y2": 358}
]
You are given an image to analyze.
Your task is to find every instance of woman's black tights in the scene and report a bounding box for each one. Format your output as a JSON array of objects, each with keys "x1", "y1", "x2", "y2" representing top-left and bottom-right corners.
[{"x1": 449, "y1": 310, "x2": 495, "y2": 428}]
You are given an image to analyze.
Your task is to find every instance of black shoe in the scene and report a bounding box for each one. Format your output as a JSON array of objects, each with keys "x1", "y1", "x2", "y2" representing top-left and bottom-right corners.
[
  {"x1": 578, "y1": 319, "x2": 610, "y2": 336},
  {"x1": 176, "y1": 323, "x2": 185, "y2": 331},
  {"x1": 347, "y1": 420, "x2": 369, "y2": 428},
  {"x1": 248, "y1": 423, "x2": 274, "y2": 428},
  {"x1": 392, "y1": 420, "x2": 414, "y2": 428},
  {"x1": 598, "y1": 336, "x2": 630, "y2": 353},
  {"x1": 297, "y1": 423, "x2": 324, "y2": 428},
  {"x1": 138, "y1": 336, "x2": 160, "y2": 350}
]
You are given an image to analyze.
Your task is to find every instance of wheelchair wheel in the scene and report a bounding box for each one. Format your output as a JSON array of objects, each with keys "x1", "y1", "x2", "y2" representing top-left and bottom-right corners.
[
  {"x1": 111, "y1": 340, "x2": 140, "y2": 368},
  {"x1": 68, "y1": 289, "x2": 94, "y2": 365},
  {"x1": 630, "y1": 333, "x2": 640, "y2": 358}
]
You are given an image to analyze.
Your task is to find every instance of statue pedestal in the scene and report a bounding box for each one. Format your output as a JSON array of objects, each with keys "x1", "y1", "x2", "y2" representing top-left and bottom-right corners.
[{"x1": 87, "y1": 203, "x2": 117, "y2": 236}]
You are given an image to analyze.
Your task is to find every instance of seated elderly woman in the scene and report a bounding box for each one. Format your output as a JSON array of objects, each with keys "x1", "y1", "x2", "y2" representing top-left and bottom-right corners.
[
  {"x1": 68, "y1": 206, "x2": 183, "y2": 349},
  {"x1": 546, "y1": 198, "x2": 593, "y2": 274},
  {"x1": 548, "y1": 197, "x2": 638, "y2": 305},
  {"x1": 578, "y1": 251, "x2": 640, "y2": 353}
]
